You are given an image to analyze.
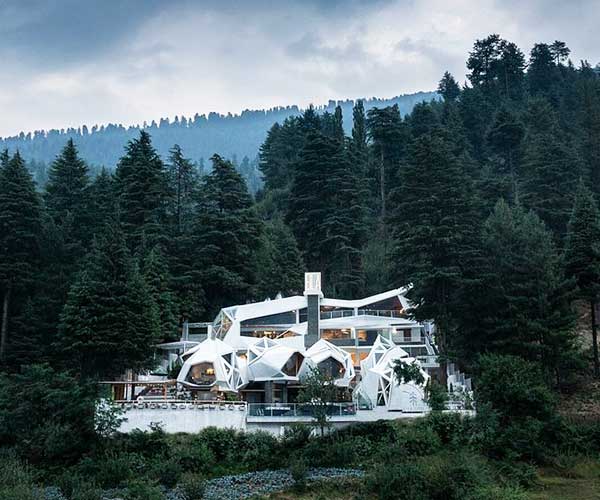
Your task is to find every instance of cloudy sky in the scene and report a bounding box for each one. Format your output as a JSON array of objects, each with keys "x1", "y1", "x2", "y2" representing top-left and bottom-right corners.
[{"x1": 0, "y1": 0, "x2": 598, "y2": 137}]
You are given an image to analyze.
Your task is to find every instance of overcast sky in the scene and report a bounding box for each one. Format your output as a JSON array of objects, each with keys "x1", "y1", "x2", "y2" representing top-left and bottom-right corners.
[{"x1": 0, "y1": 0, "x2": 598, "y2": 137}]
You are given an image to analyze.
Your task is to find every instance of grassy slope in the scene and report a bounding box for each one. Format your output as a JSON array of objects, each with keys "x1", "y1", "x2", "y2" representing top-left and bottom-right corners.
[{"x1": 529, "y1": 461, "x2": 600, "y2": 500}]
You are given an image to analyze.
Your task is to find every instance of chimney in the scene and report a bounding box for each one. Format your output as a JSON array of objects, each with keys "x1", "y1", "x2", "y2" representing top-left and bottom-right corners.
[{"x1": 304, "y1": 272, "x2": 323, "y2": 347}]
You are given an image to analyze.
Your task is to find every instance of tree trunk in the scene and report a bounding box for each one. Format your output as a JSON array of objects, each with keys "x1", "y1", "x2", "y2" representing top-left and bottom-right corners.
[
  {"x1": 0, "y1": 284, "x2": 11, "y2": 364},
  {"x1": 591, "y1": 299, "x2": 599, "y2": 377}
]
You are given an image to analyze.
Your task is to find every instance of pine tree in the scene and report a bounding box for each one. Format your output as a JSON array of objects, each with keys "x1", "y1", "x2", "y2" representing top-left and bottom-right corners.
[
  {"x1": 85, "y1": 167, "x2": 117, "y2": 237},
  {"x1": 389, "y1": 132, "x2": 480, "y2": 359},
  {"x1": 115, "y1": 131, "x2": 169, "y2": 248},
  {"x1": 256, "y1": 219, "x2": 306, "y2": 299},
  {"x1": 564, "y1": 181, "x2": 600, "y2": 376},
  {"x1": 437, "y1": 71, "x2": 461, "y2": 101},
  {"x1": 528, "y1": 43, "x2": 557, "y2": 98},
  {"x1": 44, "y1": 139, "x2": 90, "y2": 244},
  {"x1": 0, "y1": 152, "x2": 42, "y2": 364},
  {"x1": 193, "y1": 154, "x2": 262, "y2": 317},
  {"x1": 455, "y1": 201, "x2": 578, "y2": 386},
  {"x1": 56, "y1": 225, "x2": 160, "y2": 378},
  {"x1": 521, "y1": 102, "x2": 582, "y2": 240},
  {"x1": 550, "y1": 41, "x2": 570, "y2": 65},
  {"x1": 366, "y1": 105, "x2": 407, "y2": 223},
  {"x1": 143, "y1": 245, "x2": 179, "y2": 342},
  {"x1": 167, "y1": 145, "x2": 198, "y2": 235}
]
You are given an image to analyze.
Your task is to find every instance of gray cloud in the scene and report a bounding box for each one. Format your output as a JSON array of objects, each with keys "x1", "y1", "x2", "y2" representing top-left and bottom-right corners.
[{"x1": 0, "y1": 0, "x2": 598, "y2": 136}]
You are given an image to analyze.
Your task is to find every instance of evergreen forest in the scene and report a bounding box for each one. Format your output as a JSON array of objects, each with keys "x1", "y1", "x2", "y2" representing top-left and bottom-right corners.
[{"x1": 1, "y1": 35, "x2": 600, "y2": 499}]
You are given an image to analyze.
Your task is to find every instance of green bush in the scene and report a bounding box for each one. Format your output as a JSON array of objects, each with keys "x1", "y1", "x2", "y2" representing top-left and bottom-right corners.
[
  {"x1": 238, "y1": 430, "x2": 281, "y2": 469},
  {"x1": 365, "y1": 451, "x2": 491, "y2": 500},
  {"x1": 365, "y1": 461, "x2": 429, "y2": 500},
  {"x1": 124, "y1": 479, "x2": 163, "y2": 500},
  {"x1": 195, "y1": 427, "x2": 238, "y2": 463},
  {"x1": 282, "y1": 423, "x2": 313, "y2": 449},
  {"x1": 151, "y1": 456, "x2": 182, "y2": 487},
  {"x1": 301, "y1": 439, "x2": 348, "y2": 467},
  {"x1": 393, "y1": 422, "x2": 441, "y2": 456},
  {"x1": 290, "y1": 457, "x2": 308, "y2": 491},
  {"x1": 425, "y1": 412, "x2": 466, "y2": 446},
  {"x1": 170, "y1": 436, "x2": 215, "y2": 474},
  {"x1": 178, "y1": 472, "x2": 205, "y2": 500},
  {"x1": 0, "y1": 452, "x2": 40, "y2": 500},
  {"x1": 76, "y1": 452, "x2": 139, "y2": 488},
  {"x1": 466, "y1": 485, "x2": 527, "y2": 500},
  {"x1": 121, "y1": 423, "x2": 170, "y2": 458}
]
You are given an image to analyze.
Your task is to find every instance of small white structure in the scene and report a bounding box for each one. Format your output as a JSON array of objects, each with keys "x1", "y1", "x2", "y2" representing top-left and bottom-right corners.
[
  {"x1": 302, "y1": 339, "x2": 355, "y2": 387},
  {"x1": 355, "y1": 336, "x2": 429, "y2": 412},
  {"x1": 178, "y1": 338, "x2": 246, "y2": 392}
]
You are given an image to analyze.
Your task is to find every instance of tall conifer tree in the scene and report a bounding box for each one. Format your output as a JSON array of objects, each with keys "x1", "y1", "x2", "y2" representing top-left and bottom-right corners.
[
  {"x1": 57, "y1": 225, "x2": 160, "y2": 378},
  {"x1": 564, "y1": 181, "x2": 600, "y2": 376},
  {"x1": 0, "y1": 152, "x2": 42, "y2": 364},
  {"x1": 115, "y1": 131, "x2": 168, "y2": 249}
]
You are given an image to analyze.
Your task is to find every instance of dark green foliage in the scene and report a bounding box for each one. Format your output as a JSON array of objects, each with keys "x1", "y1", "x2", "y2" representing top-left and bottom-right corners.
[
  {"x1": 389, "y1": 132, "x2": 479, "y2": 355},
  {"x1": 115, "y1": 131, "x2": 169, "y2": 248},
  {"x1": 425, "y1": 380, "x2": 450, "y2": 411},
  {"x1": 564, "y1": 181, "x2": 600, "y2": 375},
  {"x1": 393, "y1": 359, "x2": 425, "y2": 385},
  {"x1": 167, "y1": 144, "x2": 199, "y2": 235},
  {"x1": 44, "y1": 139, "x2": 90, "y2": 245},
  {"x1": 287, "y1": 131, "x2": 366, "y2": 297},
  {"x1": 256, "y1": 218, "x2": 306, "y2": 298},
  {"x1": 474, "y1": 354, "x2": 560, "y2": 461},
  {"x1": 193, "y1": 154, "x2": 262, "y2": 317},
  {"x1": 0, "y1": 151, "x2": 42, "y2": 365},
  {"x1": 454, "y1": 201, "x2": 578, "y2": 384},
  {"x1": 178, "y1": 472, "x2": 206, "y2": 500},
  {"x1": 0, "y1": 365, "x2": 98, "y2": 465},
  {"x1": 142, "y1": 245, "x2": 179, "y2": 342},
  {"x1": 366, "y1": 105, "x2": 407, "y2": 221},
  {"x1": 520, "y1": 115, "x2": 582, "y2": 240},
  {"x1": 438, "y1": 71, "x2": 461, "y2": 101},
  {"x1": 56, "y1": 225, "x2": 160, "y2": 378}
]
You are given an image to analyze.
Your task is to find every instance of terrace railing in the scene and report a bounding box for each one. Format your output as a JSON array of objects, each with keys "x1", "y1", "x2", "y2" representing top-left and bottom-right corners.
[
  {"x1": 114, "y1": 399, "x2": 247, "y2": 412},
  {"x1": 247, "y1": 402, "x2": 358, "y2": 418}
]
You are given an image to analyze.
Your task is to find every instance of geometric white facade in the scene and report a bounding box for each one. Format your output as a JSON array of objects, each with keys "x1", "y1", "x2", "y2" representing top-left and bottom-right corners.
[
  {"x1": 167, "y1": 279, "x2": 442, "y2": 411},
  {"x1": 355, "y1": 335, "x2": 429, "y2": 411},
  {"x1": 178, "y1": 338, "x2": 246, "y2": 392},
  {"x1": 302, "y1": 339, "x2": 356, "y2": 387},
  {"x1": 247, "y1": 338, "x2": 305, "y2": 382}
]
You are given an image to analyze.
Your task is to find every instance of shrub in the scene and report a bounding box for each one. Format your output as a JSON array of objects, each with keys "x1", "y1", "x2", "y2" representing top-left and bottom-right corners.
[
  {"x1": 290, "y1": 457, "x2": 308, "y2": 491},
  {"x1": 365, "y1": 461, "x2": 429, "y2": 500},
  {"x1": 301, "y1": 439, "x2": 348, "y2": 467},
  {"x1": 393, "y1": 422, "x2": 441, "y2": 456},
  {"x1": 238, "y1": 431, "x2": 281, "y2": 469},
  {"x1": 151, "y1": 456, "x2": 182, "y2": 487},
  {"x1": 76, "y1": 452, "x2": 139, "y2": 488},
  {"x1": 170, "y1": 437, "x2": 215, "y2": 474},
  {"x1": 425, "y1": 380, "x2": 449, "y2": 411},
  {"x1": 425, "y1": 412, "x2": 466, "y2": 446},
  {"x1": 121, "y1": 423, "x2": 170, "y2": 458},
  {"x1": 124, "y1": 479, "x2": 163, "y2": 500},
  {"x1": 493, "y1": 460, "x2": 538, "y2": 488},
  {"x1": 178, "y1": 472, "x2": 205, "y2": 500},
  {"x1": 0, "y1": 452, "x2": 39, "y2": 500},
  {"x1": 282, "y1": 423, "x2": 313, "y2": 449},
  {"x1": 365, "y1": 451, "x2": 491, "y2": 500},
  {"x1": 466, "y1": 485, "x2": 527, "y2": 500},
  {"x1": 195, "y1": 427, "x2": 238, "y2": 463}
]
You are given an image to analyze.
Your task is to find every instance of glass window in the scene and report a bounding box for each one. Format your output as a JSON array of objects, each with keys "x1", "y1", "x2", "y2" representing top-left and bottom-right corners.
[
  {"x1": 282, "y1": 353, "x2": 304, "y2": 376},
  {"x1": 188, "y1": 362, "x2": 216, "y2": 385},
  {"x1": 241, "y1": 311, "x2": 297, "y2": 327},
  {"x1": 317, "y1": 357, "x2": 345, "y2": 378},
  {"x1": 321, "y1": 328, "x2": 351, "y2": 340}
]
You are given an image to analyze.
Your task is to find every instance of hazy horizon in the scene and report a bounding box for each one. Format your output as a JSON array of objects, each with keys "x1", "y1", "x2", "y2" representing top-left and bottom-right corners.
[{"x1": 0, "y1": 0, "x2": 598, "y2": 137}]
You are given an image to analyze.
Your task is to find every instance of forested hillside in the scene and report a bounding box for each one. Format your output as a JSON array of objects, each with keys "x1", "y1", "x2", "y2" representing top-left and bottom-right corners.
[
  {"x1": 0, "y1": 92, "x2": 437, "y2": 192},
  {"x1": 1, "y1": 34, "x2": 600, "y2": 499}
]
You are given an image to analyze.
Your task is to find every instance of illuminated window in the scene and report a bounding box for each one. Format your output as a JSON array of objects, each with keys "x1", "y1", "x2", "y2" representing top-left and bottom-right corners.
[
  {"x1": 321, "y1": 329, "x2": 351, "y2": 340},
  {"x1": 188, "y1": 362, "x2": 216, "y2": 385}
]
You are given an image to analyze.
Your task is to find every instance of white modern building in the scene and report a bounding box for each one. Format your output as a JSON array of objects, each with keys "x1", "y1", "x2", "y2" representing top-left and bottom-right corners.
[
  {"x1": 167, "y1": 273, "x2": 441, "y2": 411},
  {"x1": 109, "y1": 273, "x2": 473, "y2": 433}
]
